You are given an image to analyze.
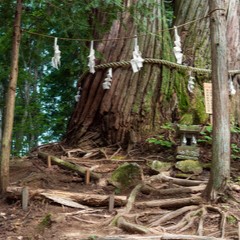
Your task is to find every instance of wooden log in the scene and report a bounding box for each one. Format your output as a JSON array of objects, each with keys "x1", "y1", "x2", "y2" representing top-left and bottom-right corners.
[
  {"x1": 38, "y1": 151, "x2": 101, "y2": 181},
  {"x1": 136, "y1": 196, "x2": 203, "y2": 208},
  {"x1": 7, "y1": 186, "x2": 127, "y2": 207}
]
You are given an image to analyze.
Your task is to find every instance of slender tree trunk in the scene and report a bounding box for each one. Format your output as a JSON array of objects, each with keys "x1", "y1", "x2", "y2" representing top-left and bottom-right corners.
[
  {"x1": 0, "y1": 82, "x2": 3, "y2": 149},
  {"x1": 0, "y1": 0, "x2": 22, "y2": 194},
  {"x1": 204, "y1": 0, "x2": 230, "y2": 201},
  {"x1": 227, "y1": 0, "x2": 240, "y2": 124},
  {"x1": 15, "y1": 80, "x2": 30, "y2": 154}
]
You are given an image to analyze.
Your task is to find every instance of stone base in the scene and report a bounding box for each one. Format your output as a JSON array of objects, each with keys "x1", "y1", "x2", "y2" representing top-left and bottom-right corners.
[
  {"x1": 176, "y1": 155, "x2": 199, "y2": 161},
  {"x1": 177, "y1": 146, "x2": 200, "y2": 157}
]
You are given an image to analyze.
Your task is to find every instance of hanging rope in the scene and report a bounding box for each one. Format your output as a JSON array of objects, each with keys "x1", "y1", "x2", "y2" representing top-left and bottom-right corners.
[
  {"x1": 21, "y1": 8, "x2": 225, "y2": 42},
  {"x1": 78, "y1": 58, "x2": 240, "y2": 83}
]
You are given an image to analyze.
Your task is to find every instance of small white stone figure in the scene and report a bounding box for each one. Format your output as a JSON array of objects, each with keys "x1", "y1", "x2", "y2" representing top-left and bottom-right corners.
[
  {"x1": 228, "y1": 76, "x2": 236, "y2": 96},
  {"x1": 192, "y1": 135, "x2": 197, "y2": 145}
]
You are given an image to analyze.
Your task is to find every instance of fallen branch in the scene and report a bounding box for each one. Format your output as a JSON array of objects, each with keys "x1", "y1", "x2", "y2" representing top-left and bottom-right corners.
[
  {"x1": 38, "y1": 151, "x2": 101, "y2": 181},
  {"x1": 7, "y1": 186, "x2": 127, "y2": 207}
]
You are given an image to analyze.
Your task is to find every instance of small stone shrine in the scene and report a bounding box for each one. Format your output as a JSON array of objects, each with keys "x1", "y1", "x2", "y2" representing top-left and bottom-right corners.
[{"x1": 176, "y1": 125, "x2": 201, "y2": 161}]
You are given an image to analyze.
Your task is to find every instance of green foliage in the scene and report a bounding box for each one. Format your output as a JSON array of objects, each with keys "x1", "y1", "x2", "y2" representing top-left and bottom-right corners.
[
  {"x1": 1, "y1": 0, "x2": 127, "y2": 155},
  {"x1": 198, "y1": 125, "x2": 212, "y2": 145},
  {"x1": 147, "y1": 136, "x2": 173, "y2": 148},
  {"x1": 37, "y1": 213, "x2": 52, "y2": 233},
  {"x1": 0, "y1": 0, "x2": 174, "y2": 155},
  {"x1": 226, "y1": 215, "x2": 237, "y2": 225},
  {"x1": 146, "y1": 123, "x2": 175, "y2": 148}
]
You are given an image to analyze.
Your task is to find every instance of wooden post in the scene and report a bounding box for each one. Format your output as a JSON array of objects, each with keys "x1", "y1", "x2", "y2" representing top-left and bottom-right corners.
[
  {"x1": 21, "y1": 187, "x2": 29, "y2": 211},
  {"x1": 0, "y1": 0, "x2": 22, "y2": 194},
  {"x1": 108, "y1": 194, "x2": 115, "y2": 213},
  {"x1": 204, "y1": 0, "x2": 230, "y2": 201},
  {"x1": 85, "y1": 169, "x2": 90, "y2": 185},
  {"x1": 47, "y1": 155, "x2": 52, "y2": 168}
]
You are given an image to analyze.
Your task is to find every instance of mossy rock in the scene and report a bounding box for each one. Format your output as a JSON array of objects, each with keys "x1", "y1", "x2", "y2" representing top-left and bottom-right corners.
[
  {"x1": 175, "y1": 160, "x2": 203, "y2": 174},
  {"x1": 108, "y1": 163, "x2": 143, "y2": 190},
  {"x1": 149, "y1": 160, "x2": 173, "y2": 172}
]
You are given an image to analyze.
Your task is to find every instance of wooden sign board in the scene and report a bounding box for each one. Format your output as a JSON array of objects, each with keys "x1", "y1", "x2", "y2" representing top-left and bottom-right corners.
[{"x1": 204, "y1": 83, "x2": 212, "y2": 114}]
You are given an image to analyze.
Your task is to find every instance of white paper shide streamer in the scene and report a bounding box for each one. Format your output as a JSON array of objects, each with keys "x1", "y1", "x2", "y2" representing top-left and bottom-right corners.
[
  {"x1": 228, "y1": 75, "x2": 236, "y2": 96},
  {"x1": 173, "y1": 26, "x2": 183, "y2": 64},
  {"x1": 75, "y1": 87, "x2": 81, "y2": 102},
  {"x1": 130, "y1": 36, "x2": 144, "y2": 73},
  {"x1": 88, "y1": 41, "x2": 95, "y2": 74},
  {"x1": 188, "y1": 75, "x2": 195, "y2": 93},
  {"x1": 102, "y1": 68, "x2": 112, "y2": 90},
  {"x1": 52, "y1": 38, "x2": 61, "y2": 69}
]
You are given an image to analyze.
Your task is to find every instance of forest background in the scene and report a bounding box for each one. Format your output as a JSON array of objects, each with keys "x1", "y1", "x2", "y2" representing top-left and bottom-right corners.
[
  {"x1": 0, "y1": 0, "x2": 239, "y2": 156},
  {"x1": 0, "y1": 0, "x2": 176, "y2": 155}
]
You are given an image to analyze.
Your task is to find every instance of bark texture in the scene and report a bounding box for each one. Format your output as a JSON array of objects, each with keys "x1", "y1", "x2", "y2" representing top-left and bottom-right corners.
[
  {"x1": 0, "y1": 0, "x2": 22, "y2": 194},
  {"x1": 204, "y1": 0, "x2": 230, "y2": 201},
  {"x1": 227, "y1": 0, "x2": 240, "y2": 125},
  {"x1": 65, "y1": 0, "x2": 177, "y2": 148}
]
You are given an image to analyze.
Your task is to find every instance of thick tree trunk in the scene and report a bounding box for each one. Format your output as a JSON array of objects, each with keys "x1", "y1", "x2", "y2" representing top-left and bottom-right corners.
[
  {"x1": 204, "y1": 0, "x2": 230, "y2": 201},
  {"x1": 65, "y1": 0, "x2": 176, "y2": 148},
  {"x1": 0, "y1": 0, "x2": 22, "y2": 194}
]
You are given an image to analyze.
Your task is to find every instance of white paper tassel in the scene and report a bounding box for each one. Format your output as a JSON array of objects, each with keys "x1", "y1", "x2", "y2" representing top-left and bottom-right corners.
[
  {"x1": 188, "y1": 76, "x2": 195, "y2": 93},
  {"x1": 88, "y1": 41, "x2": 95, "y2": 74},
  {"x1": 75, "y1": 87, "x2": 81, "y2": 102},
  {"x1": 102, "y1": 68, "x2": 112, "y2": 90},
  {"x1": 51, "y1": 38, "x2": 61, "y2": 69},
  {"x1": 130, "y1": 36, "x2": 144, "y2": 73},
  {"x1": 228, "y1": 76, "x2": 236, "y2": 96},
  {"x1": 173, "y1": 26, "x2": 183, "y2": 64}
]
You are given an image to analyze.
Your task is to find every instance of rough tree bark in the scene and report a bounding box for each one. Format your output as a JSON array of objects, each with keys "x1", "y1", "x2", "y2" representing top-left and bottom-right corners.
[
  {"x1": 64, "y1": 0, "x2": 177, "y2": 148},
  {"x1": 204, "y1": 0, "x2": 230, "y2": 201},
  {"x1": 227, "y1": 0, "x2": 240, "y2": 124},
  {"x1": 0, "y1": 0, "x2": 22, "y2": 194}
]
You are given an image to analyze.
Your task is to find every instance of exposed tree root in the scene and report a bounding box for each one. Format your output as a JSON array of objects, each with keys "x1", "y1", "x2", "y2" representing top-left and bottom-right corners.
[
  {"x1": 141, "y1": 184, "x2": 205, "y2": 196},
  {"x1": 97, "y1": 233, "x2": 225, "y2": 240},
  {"x1": 149, "y1": 172, "x2": 207, "y2": 186},
  {"x1": 110, "y1": 184, "x2": 143, "y2": 226},
  {"x1": 117, "y1": 216, "x2": 154, "y2": 234},
  {"x1": 149, "y1": 205, "x2": 200, "y2": 227},
  {"x1": 136, "y1": 196, "x2": 203, "y2": 208},
  {"x1": 197, "y1": 206, "x2": 207, "y2": 236}
]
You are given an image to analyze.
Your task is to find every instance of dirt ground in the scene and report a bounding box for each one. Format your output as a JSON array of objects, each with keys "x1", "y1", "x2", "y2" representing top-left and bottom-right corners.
[{"x1": 1, "y1": 144, "x2": 240, "y2": 240}]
